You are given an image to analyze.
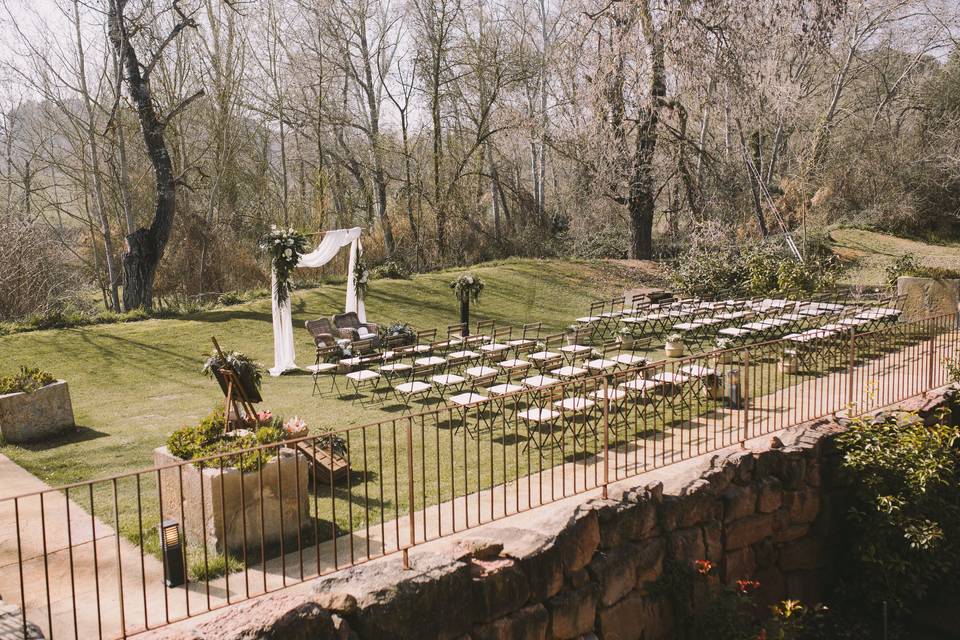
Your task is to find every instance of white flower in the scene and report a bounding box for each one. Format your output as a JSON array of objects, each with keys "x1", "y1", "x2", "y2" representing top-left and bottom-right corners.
[
  {"x1": 359, "y1": 274, "x2": 369, "y2": 284},
  {"x1": 284, "y1": 249, "x2": 293, "y2": 258}
]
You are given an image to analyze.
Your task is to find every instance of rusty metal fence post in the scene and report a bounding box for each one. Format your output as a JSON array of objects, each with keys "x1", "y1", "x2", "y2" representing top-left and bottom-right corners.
[
  {"x1": 847, "y1": 328, "x2": 856, "y2": 411},
  {"x1": 403, "y1": 417, "x2": 415, "y2": 570},
  {"x1": 741, "y1": 352, "x2": 750, "y2": 445},
  {"x1": 601, "y1": 375, "x2": 610, "y2": 499},
  {"x1": 927, "y1": 323, "x2": 936, "y2": 392}
]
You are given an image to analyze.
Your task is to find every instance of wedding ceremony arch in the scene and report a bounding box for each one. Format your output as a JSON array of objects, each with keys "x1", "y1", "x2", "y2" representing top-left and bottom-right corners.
[{"x1": 270, "y1": 227, "x2": 366, "y2": 376}]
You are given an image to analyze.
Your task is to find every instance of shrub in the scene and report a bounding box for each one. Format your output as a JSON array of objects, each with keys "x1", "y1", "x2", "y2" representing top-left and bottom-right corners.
[
  {"x1": 188, "y1": 549, "x2": 243, "y2": 582},
  {"x1": 0, "y1": 366, "x2": 56, "y2": 394},
  {"x1": 886, "y1": 253, "x2": 960, "y2": 286},
  {"x1": 834, "y1": 412, "x2": 960, "y2": 618},
  {"x1": 565, "y1": 226, "x2": 629, "y2": 260},
  {"x1": 166, "y1": 408, "x2": 289, "y2": 472},
  {"x1": 370, "y1": 260, "x2": 412, "y2": 280},
  {"x1": 217, "y1": 292, "x2": 245, "y2": 306}
]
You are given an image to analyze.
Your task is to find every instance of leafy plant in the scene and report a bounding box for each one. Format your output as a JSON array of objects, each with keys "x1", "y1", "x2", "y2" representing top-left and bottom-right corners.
[
  {"x1": 381, "y1": 321, "x2": 416, "y2": 344},
  {"x1": 886, "y1": 253, "x2": 960, "y2": 286},
  {"x1": 450, "y1": 272, "x2": 484, "y2": 303},
  {"x1": 260, "y1": 225, "x2": 309, "y2": 305},
  {"x1": 0, "y1": 366, "x2": 56, "y2": 394},
  {"x1": 666, "y1": 333, "x2": 683, "y2": 343},
  {"x1": 834, "y1": 412, "x2": 960, "y2": 618},
  {"x1": 166, "y1": 407, "x2": 288, "y2": 472},
  {"x1": 201, "y1": 350, "x2": 263, "y2": 391},
  {"x1": 370, "y1": 260, "x2": 411, "y2": 280},
  {"x1": 353, "y1": 245, "x2": 370, "y2": 301}
]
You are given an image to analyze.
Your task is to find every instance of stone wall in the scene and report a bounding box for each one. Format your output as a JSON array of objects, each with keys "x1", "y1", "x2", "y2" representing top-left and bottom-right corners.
[
  {"x1": 154, "y1": 446, "x2": 310, "y2": 554},
  {"x1": 897, "y1": 275, "x2": 960, "y2": 322},
  {"x1": 0, "y1": 380, "x2": 75, "y2": 444},
  {"x1": 145, "y1": 388, "x2": 956, "y2": 640}
]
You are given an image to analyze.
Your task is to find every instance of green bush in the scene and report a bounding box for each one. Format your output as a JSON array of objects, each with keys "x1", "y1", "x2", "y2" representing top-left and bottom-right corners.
[
  {"x1": 672, "y1": 236, "x2": 839, "y2": 298},
  {"x1": 566, "y1": 227, "x2": 629, "y2": 260},
  {"x1": 370, "y1": 260, "x2": 412, "y2": 280},
  {"x1": 886, "y1": 253, "x2": 960, "y2": 286},
  {"x1": 166, "y1": 408, "x2": 288, "y2": 472},
  {"x1": 0, "y1": 366, "x2": 56, "y2": 394},
  {"x1": 834, "y1": 413, "x2": 960, "y2": 618}
]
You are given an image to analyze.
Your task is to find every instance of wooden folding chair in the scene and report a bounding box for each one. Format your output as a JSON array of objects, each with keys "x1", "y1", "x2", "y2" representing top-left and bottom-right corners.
[
  {"x1": 309, "y1": 344, "x2": 342, "y2": 397},
  {"x1": 394, "y1": 363, "x2": 438, "y2": 412},
  {"x1": 528, "y1": 332, "x2": 564, "y2": 372}
]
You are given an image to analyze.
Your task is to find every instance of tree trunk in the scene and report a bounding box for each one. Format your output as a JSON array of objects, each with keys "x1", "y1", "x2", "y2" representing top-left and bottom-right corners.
[{"x1": 108, "y1": 0, "x2": 186, "y2": 310}]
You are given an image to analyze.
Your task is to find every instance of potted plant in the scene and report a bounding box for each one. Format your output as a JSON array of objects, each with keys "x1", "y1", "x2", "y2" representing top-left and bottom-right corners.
[
  {"x1": 313, "y1": 428, "x2": 350, "y2": 484},
  {"x1": 381, "y1": 321, "x2": 416, "y2": 346},
  {"x1": 664, "y1": 333, "x2": 685, "y2": 358},
  {"x1": 202, "y1": 350, "x2": 264, "y2": 404},
  {"x1": 617, "y1": 326, "x2": 635, "y2": 350},
  {"x1": 450, "y1": 273, "x2": 484, "y2": 336},
  {"x1": 779, "y1": 348, "x2": 800, "y2": 374},
  {"x1": 0, "y1": 366, "x2": 75, "y2": 443},
  {"x1": 713, "y1": 337, "x2": 736, "y2": 364},
  {"x1": 565, "y1": 324, "x2": 581, "y2": 346}
]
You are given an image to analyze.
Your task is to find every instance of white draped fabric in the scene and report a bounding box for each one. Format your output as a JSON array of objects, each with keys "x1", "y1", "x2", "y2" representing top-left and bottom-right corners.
[{"x1": 270, "y1": 227, "x2": 365, "y2": 376}]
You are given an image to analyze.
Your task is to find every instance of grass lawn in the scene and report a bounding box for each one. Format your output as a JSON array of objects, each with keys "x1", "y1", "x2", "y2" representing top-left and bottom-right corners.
[
  {"x1": 830, "y1": 227, "x2": 960, "y2": 286},
  {"x1": 1, "y1": 258, "x2": 663, "y2": 563}
]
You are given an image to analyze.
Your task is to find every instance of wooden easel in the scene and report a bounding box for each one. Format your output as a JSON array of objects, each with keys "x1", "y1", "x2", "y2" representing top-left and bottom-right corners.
[{"x1": 211, "y1": 337, "x2": 260, "y2": 431}]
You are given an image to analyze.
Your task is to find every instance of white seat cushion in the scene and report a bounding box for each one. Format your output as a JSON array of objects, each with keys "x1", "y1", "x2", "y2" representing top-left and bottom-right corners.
[
  {"x1": 587, "y1": 388, "x2": 628, "y2": 402},
  {"x1": 528, "y1": 351, "x2": 561, "y2": 361},
  {"x1": 620, "y1": 378, "x2": 662, "y2": 392},
  {"x1": 449, "y1": 392, "x2": 488, "y2": 406},
  {"x1": 554, "y1": 397, "x2": 596, "y2": 412},
  {"x1": 307, "y1": 363, "x2": 338, "y2": 373},
  {"x1": 679, "y1": 365, "x2": 716, "y2": 378},
  {"x1": 466, "y1": 366, "x2": 499, "y2": 378},
  {"x1": 488, "y1": 383, "x2": 524, "y2": 395},
  {"x1": 522, "y1": 375, "x2": 560, "y2": 388},
  {"x1": 551, "y1": 366, "x2": 588, "y2": 378},
  {"x1": 560, "y1": 344, "x2": 592, "y2": 354},
  {"x1": 654, "y1": 372, "x2": 690, "y2": 384},
  {"x1": 517, "y1": 408, "x2": 560, "y2": 422},
  {"x1": 480, "y1": 343, "x2": 510, "y2": 353},
  {"x1": 432, "y1": 374, "x2": 465, "y2": 386},
  {"x1": 380, "y1": 363, "x2": 412, "y2": 373},
  {"x1": 586, "y1": 358, "x2": 618, "y2": 371},
  {"x1": 507, "y1": 338, "x2": 536, "y2": 347},
  {"x1": 412, "y1": 344, "x2": 433, "y2": 353},
  {"x1": 396, "y1": 381, "x2": 432, "y2": 395},
  {"x1": 576, "y1": 316, "x2": 601, "y2": 323},
  {"x1": 346, "y1": 369, "x2": 380, "y2": 382},
  {"x1": 498, "y1": 359, "x2": 531, "y2": 369},
  {"x1": 448, "y1": 350, "x2": 480, "y2": 359},
  {"x1": 415, "y1": 356, "x2": 447, "y2": 366},
  {"x1": 614, "y1": 354, "x2": 646, "y2": 367}
]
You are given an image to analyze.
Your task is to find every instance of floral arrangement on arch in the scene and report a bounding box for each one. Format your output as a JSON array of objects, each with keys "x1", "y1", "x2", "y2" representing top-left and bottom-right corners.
[
  {"x1": 354, "y1": 245, "x2": 370, "y2": 301},
  {"x1": 450, "y1": 272, "x2": 484, "y2": 304},
  {"x1": 260, "y1": 225, "x2": 309, "y2": 305}
]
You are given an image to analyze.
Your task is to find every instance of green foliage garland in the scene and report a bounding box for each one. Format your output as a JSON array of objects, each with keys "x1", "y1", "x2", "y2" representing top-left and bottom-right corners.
[{"x1": 261, "y1": 225, "x2": 309, "y2": 305}]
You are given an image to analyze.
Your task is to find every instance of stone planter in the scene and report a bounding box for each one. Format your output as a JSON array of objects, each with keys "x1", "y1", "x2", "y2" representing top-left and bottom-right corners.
[
  {"x1": 155, "y1": 445, "x2": 310, "y2": 554},
  {"x1": 779, "y1": 354, "x2": 800, "y2": 374},
  {"x1": 664, "y1": 341, "x2": 685, "y2": 358},
  {"x1": 617, "y1": 334, "x2": 634, "y2": 350},
  {"x1": 897, "y1": 276, "x2": 960, "y2": 322},
  {"x1": 0, "y1": 380, "x2": 75, "y2": 444}
]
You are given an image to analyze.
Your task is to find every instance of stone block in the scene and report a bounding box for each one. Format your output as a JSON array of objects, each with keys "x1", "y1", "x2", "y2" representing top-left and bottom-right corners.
[
  {"x1": 668, "y1": 527, "x2": 705, "y2": 564},
  {"x1": 598, "y1": 499, "x2": 658, "y2": 549},
  {"x1": 634, "y1": 538, "x2": 665, "y2": 593},
  {"x1": 661, "y1": 490, "x2": 721, "y2": 530},
  {"x1": 547, "y1": 583, "x2": 599, "y2": 639},
  {"x1": 783, "y1": 490, "x2": 820, "y2": 524},
  {"x1": 725, "y1": 513, "x2": 774, "y2": 550},
  {"x1": 517, "y1": 544, "x2": 564, "y2": 602},
  {"x1": 471, "y1": 559, "x2": 530, "y2": 622},
  {"x1": 778, "y1": 537, "x2": 824, "y2": 572},
  {"x1": 597, "y1": 591, "x2": 672, "y2": 640},
  {"x1": 557, "y1": 510, "x2": 600, "y2": 576},
  {"x1": 723, "y1": 485, "x2": 757, "y2": 523},
  {"x1": 155, "y1": 446, "x2": 310, "y2": 554},
  {"x1": 471, "y1": 604, "x2": 548, "y2": 640},
  {"x1": 723, "y1": 547, "x2": 756, "y2": 582},
  {"x1": 897, "y1": 276, "x2": 960, "y2": 322},
  {"x1": 0, "y1": 380, "x2": 75, "y2": 443},
  {"x1": 588, "y1": 544, "x2": 640, "y2": 607},
  {"x1": 702, "y1": 521, "x2": 722, "y2": 560},
  {"x1": 757, "y1": 477, "x2": 783, "y2": 513},
  {"x1": 773, "y1": 524, "x2": 809, "y2": 544}
]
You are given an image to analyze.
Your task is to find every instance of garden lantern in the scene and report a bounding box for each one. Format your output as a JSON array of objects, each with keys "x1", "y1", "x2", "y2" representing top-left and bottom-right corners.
[
  {"x1": 727, "y1": 369, "x2": 743, "y2": 410},
  {"x1": 160, "y1": 519, "x2": 185, "y2": 587}
]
